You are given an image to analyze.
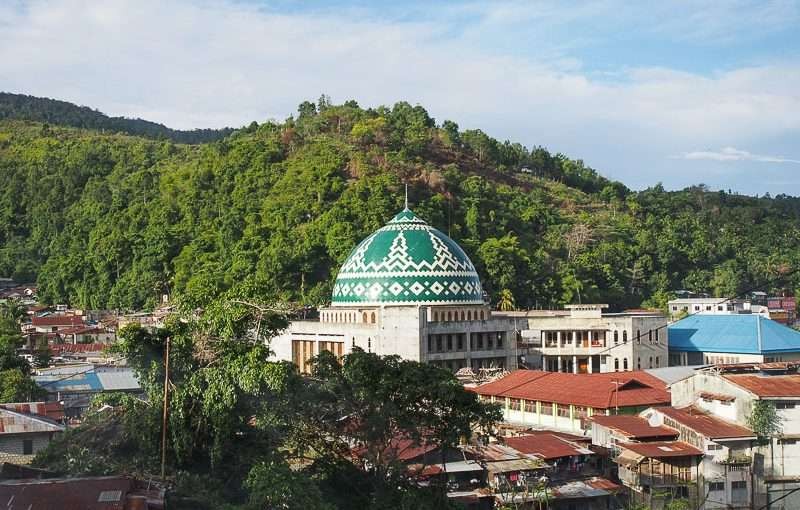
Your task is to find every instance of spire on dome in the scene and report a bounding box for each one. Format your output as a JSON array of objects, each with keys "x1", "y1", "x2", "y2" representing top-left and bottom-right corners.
[{"x1": 404, "y1": 183, "x2": 409, "y2": 211}]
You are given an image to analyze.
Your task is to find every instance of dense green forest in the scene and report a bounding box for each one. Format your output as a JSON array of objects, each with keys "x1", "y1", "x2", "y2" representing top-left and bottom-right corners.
[
  {"x1": 0, "y1": 93, "x2": 234, "y2": 144},
  {"x1": 1, "y1": 95, "x2": 799, "y2": 312}
]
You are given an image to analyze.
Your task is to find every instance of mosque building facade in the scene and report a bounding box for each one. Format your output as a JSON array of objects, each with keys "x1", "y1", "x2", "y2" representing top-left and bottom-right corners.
[{"x1": 270, "y1": 208, "x2": 522, "y2": 373}]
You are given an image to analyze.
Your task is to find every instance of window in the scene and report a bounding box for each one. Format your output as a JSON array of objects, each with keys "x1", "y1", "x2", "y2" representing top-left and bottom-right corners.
[
  {"x1": 648, "y1": 330, "x2": 653, "y2": 342},
  {"x1": 655, "y1": 329, "x2": 659, "y2": 343},
  {"x1": 446, "y1": 335, "x2": 453, "y2": 351},
  {"x1": 480, "y1": 311, "x2": 485, "y2": 320},
  {"x1": 672, "y1": 306, "x2": 677, "y2": 311},
  {"x1": 636, "y1": 329, "x2": 640, "y2": 344},
  {"x1": 655, "y1": 356, "x2": 660, "y2": 367},
  {"x1": 457, "y1": 335, "x2": 464, "y2": 350},
  {"x1": 427, "y1": 335, "x2": 433, "y2": 352},
  {"x1": 497, "y1": 332, "x2": 504, "y2": 348},
  {"x1": 614, "y1": 358, "x2": 619, "y2": 371},
  {"x1": 706, "y1": 305, "x2": 712, "y2": 311},
  {"x1": 694, "y1": 305, "x2": 700, "y2": 311},
  {"x1": 509, "y1": 399, "x2": 521, "y2": 411},
  {"x1": 524, "y1": 400, "x2": 536, "y2": 413},
  {"x1": 779, "y1": 438, "x2": 798, "y2": 445},
  {"x1": 460, "y1": 311, "x2": 465, "y2": 321},
  {"x1": 776, "y1": 402, "x2": 797, "y2": 409},
  {"x1": 432, "y1": 311, "x2": 438, "y2": 321},
  {"x1": 623, "y1": 331, "x2": 628, "y2": 343},
  {"x1": 447, "y1": 311, "x2": 452, "y2": 321},
  {"x1": 370, "y1": 312, "x2": 376, "y2": 324},
  {"x1": 557, "y1": 404, "x2": 570, "y2": 417},
  {"x1": 614, "y1": 331, "x2": 618, "y2": 343},
  {"x1": 717, "y1": 305, "x2": 723, "y2": 311},
  {"x1": 541, "y1": 402, "x2": 553, "y2": 415},
  {"x1": 467, "y1": 311, "x2": 472, "y2": 320},
  {"x1": 707, "y1": 443, "x2": 723, "y2": 451},
  {"x1": 367, "y1": 337, "x2": 371, "y2": 352},
  {"x1": 623, "y1": 358, "x2": 628, "y2": 370},
  {"x1": 649, "y1": 357, "x2": 653, "y2": 368},
  {"x1": 709, "y1": 482, "x2": 724, "y2": 492},
  {"x1": 732, "y1": 481, "x2": 747, "y2": 490},
  {"x1": 637, "y1": 357, "x2": 641, "y2": 369},
  {"x1": 23, "y1": 439, "x2": 33, "y2": 455},
  {"x1": 436, "y1": 336, "x2": 442, "y2": 352}
]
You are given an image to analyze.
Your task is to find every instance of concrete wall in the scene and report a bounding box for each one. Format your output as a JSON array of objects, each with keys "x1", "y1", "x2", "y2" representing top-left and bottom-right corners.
[{"x1": 0, "y1": 432, "x2": 54, "y2": 465}]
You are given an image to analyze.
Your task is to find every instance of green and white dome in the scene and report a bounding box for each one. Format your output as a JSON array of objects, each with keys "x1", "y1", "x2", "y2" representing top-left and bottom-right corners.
[{"x1": 331, "y1": 208, "x2": 484, "y2": 306}]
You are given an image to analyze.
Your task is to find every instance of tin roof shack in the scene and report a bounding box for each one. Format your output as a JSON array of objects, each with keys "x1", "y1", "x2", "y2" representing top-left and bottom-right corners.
[
  {"x1": 472, "y1": 370, "x2": 670, "y2": 433},
  {"x1": 34, "y1": 365, "x2": 141, "y2": 418},
  {"x1": 643, "y1": 406, "x2": 756, "y2": 509},
  {"x1": 615, "y1": 440, "x2": 704, "y2": 509},
  {"x1": 0, "y1": 407, "x2": 64, "y2": 465},
  {"x1": 0, "y1": 476, "x2": 165, "y2": 509},
  {"x1": 462, "y1": 444, "x2": 550, "y2": 507}
]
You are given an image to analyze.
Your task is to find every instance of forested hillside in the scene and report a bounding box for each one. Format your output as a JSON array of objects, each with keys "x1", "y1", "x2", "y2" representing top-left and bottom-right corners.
[
  {"x1": 0, "y1": 93, "x2": 233, "y2": 144},
  {"x1": 1, "y1": 96, "x2": 799, "y2": 312}
]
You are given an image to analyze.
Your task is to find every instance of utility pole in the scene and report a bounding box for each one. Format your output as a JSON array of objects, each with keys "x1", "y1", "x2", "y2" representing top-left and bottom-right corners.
[{"x1": 161, "y1": 336, "x2": 170, "y2": 480}]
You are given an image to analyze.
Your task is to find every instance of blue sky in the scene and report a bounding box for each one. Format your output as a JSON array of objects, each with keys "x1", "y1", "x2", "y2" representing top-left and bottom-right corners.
[{"x1": 1, "y1": 0, "x2": 799, "y2": 194}]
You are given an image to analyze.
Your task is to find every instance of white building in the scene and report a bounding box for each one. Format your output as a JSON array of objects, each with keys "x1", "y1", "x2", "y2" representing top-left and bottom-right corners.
[
  {"x1": 270, "y1": 208, "x2": 521, "y2": 372},
  {"x1": 668, "y1": 297, "x2": 770, "y2": 321},
  {"x1": 669, "y1": 364, "x2": 800, "y2": 508},
  {"x1": 508, "y1": 305, "x2": 668, "y2": 374}
]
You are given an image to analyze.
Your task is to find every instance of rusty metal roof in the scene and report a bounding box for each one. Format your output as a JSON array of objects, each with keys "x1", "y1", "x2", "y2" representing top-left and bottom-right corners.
[
  {"x1": 0, "y1": 408, "x2": 64, "y2": 434},
  {"x1": 619, "y1": 441, "x2": 704, "y2": 458},
  {"x1": 724, "y1": 373, "x2": 800, "y2": 398},
  {"x1": 657, "y1": 406, "x2": 755, "y2": 440},
  {"x1": 590, "y1": 415, "x2": 678, "y2": 440},
  {"x1": 0, "y1": 476, "x2": 165, "y2": 510}
]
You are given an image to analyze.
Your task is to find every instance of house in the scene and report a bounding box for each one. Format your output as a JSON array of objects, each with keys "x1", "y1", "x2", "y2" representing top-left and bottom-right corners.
[
  {"x1": 34, "y1": 365, "x2": 142, "y2": 418},
  {"x1": 56, "y1": 326, "x2": 116, "y2": 344},
  {"x1": 643, "y1": 406, "x2": 756, "y2": 509},
  {"x1": 669, "y1": 363, "x2": 800, "y2": 508},
  {"x1": 668, "y1": 314, "x2": 800, "y2": 366},
  {"x1": 0, "y1": 476, "x2": 165, "y2": 509},
  {"x1": 28, "y1": 314, "x2": 86, "y2": 333},
  {"x1": 507, "y1": 304, "x2": 668, "y2": 373},
  {"x1": 471, "y1": 369, "x2": 671, "y2": 433},
  {"x1": 0, "y1": 406, "x2": 65, "y2": 464}
]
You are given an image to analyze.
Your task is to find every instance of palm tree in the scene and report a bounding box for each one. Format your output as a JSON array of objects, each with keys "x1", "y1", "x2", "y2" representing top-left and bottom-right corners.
[{"x1": 497, "y1": 289, "x2": 516, "y2": 311}]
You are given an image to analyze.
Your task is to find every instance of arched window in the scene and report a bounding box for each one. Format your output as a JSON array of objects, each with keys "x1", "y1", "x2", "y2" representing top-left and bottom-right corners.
[
  {"x1": 655, "y1": 329, "x2": 659, "y2": 343},
  {"x1": 613, "y1": 331, "x2": 619, "y2": 344},
  {"x1": 447, "y1": 311, "x2": 452, "y2": 321},
  {"x1": 460, "y1": 311, "x2": 465, "y2": 321},
  {"x1": 370, "y1": 312, "x2": 376, "y2": 324},
  {"x1": 467, "y1": 311, "x2": 472, "y2": 320},
  {"x1": 623, "y1": 358, "x2": 628, "y2": 371},
  {"x1": 480, "y1": 311, "x2": 485, "y2": 320},
  {"x1": 614, "y1": 358, "x2": 619, "y2": 371},
  {"x1": 655, "y1": 356, "x2": 660, "y2": 367},
  {"x1": 351, "y1": 337, "x2": 355, "y2": 349},
  {"x1": 623, "y1": 331, "x2": 628, "y2": 343},
  {"x1": 649, "y1": 357, "x2": 653, "y2": 368},
  {"x1": 433, "y1": 311, "x2": 438, "y2": 322},
  {"x1": 368, "y1": 337, "x2": 372, "y2": 352},
  {"x1": 637, "y1": 357, "x2": 641, "y2": 369},
  {"x1": 636, "y1": 330, "x2": 641, "y2": 344},
  {"x1": 648, "y1": 330, "x2": 653, "y2": 343},
  {"x1": 362, "y1": 312, "x2": 368, "y2": 323}
]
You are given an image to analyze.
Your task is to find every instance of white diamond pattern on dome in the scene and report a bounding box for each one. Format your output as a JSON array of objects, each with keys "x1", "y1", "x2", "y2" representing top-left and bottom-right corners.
[{"x1": 332, "y1": 208, "x2": 484, "y2": 306}]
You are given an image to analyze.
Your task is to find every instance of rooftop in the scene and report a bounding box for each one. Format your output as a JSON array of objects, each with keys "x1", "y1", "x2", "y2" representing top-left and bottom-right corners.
[
  {"x1": 589, "y1": 415, "x2": 678, "y2": 440},
  {"x1": 723, "y1": 373, "x2": 800, "y2": 398},
  {"x1": 668, "y1": 314, "x2": 800, "y2": 354},
  {"x1": 503, "y1": 433, "x2": 592, "y2": 460},
  {"x1": 655, "y1": 406, "x2": 755, "y2": 440},
  {"x1": 619, "y1": 441, "x2": 704, "y2": 458},
  {"x1": 0, "y1": 476, "x2": 164, "y2": 510},
  {"x1": 472, "y1": 370, "x2": 670, "y2": 410},
  {"x1": 30, "y1": 315, "x2": 85, "y2": 327},
  {"x1": 0, "y1": 407, "x2": 64, "y2": 434}
]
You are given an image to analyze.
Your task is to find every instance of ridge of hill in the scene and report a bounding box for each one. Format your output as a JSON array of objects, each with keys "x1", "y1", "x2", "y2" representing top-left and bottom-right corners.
[
  {"x1": 0, "y1": 92, "x2": 234, "y2": 144},
  {"x1": 0, "y1": 96, "x2": 798, "y2": 311}
]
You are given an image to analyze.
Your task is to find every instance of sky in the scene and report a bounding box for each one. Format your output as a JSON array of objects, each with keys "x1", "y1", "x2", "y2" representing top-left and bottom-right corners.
[{"x1": 1, "y1": 0, "x2": 799, "y2": 195}]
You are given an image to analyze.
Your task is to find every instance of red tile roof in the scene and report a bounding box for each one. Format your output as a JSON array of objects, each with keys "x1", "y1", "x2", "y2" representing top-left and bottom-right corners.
[
  {"x1": 473, "y1": 370, "x2": 670, "y2": 410},
  {"x1": 723, "y1": 374, "x2": 800, "y2": 398},
  {"x1": 590, "y1": 415, "x2": 678, "y2": 440},
  {"x1": 504, "y1": 434, "x2": 590, "y2": 460},
  {"x1": 50, "y1": 343, "x2": 108, "y2": 353},
  {"x1": 657, "y1": 406, "x2": 755, "y2": 440},
  {"x1": 620, "y1": 441, "x2": 703, "y2": 458},
  {"x1": 31, "y1": 315, "x2": 85, "y2": 327}
]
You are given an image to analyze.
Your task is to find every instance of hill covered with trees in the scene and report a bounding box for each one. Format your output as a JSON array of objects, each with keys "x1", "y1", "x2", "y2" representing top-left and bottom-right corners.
[
  {"x1": 0, "y1": 92, "x2": 234, "y2": 144},
  {"x1": 1, "y1": 95, "x2": 799, "y2": 312}
]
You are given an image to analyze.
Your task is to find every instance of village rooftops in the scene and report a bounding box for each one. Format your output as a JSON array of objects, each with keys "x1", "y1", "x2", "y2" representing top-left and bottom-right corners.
[
  {"x1": 589, "y1": 415, "x2": 678, "y2": 441},
  {"x1": 0, "y1": 407, "x2": 64, "y2": 434},
  {"x1": 722, "y1": 372, "x2": 800, "y2": 399},
  {"x1": 618, "y1": 440, "x2": 704, "y2": 458},
  {"x1": 655, "y1": 406, "x2": 755, "y2": 440},
  {"x1": 472, "y1": 370, "x2": 670, "y2": 410}
]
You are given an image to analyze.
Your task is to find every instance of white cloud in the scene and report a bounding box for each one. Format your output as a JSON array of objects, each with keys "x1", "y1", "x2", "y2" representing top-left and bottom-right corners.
[
  {"x1": 679, "y1": 147, "x2": 800, "y2": 164},
  {"x1": 0, "y1": 0, "x2": 798, "y2": 193}
]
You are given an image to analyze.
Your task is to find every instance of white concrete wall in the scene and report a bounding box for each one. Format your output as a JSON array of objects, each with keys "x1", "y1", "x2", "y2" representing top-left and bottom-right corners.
[{"x1": 0, "y1": 433, "x2": 54, "y2": 465}]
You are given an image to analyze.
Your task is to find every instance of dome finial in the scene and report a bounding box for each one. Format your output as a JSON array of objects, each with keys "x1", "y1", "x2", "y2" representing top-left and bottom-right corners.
[{"x1": 404, "y1": 183, "x2": 409, "y2": 211}]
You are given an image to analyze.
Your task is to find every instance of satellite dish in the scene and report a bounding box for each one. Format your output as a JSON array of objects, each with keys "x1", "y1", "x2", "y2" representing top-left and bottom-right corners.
[{"x1": 647, "y1": 412, "x2": 662, "y2": 427}]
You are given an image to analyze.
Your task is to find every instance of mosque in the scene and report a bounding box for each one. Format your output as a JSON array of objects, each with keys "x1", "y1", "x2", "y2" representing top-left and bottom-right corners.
[{"x1": 270, "y1": 207, "x2": 522, "y2": 373}]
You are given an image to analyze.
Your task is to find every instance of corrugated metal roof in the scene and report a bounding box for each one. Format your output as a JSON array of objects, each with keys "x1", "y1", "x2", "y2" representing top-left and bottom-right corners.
[
  {"x1": 473, "y1": 370, "x2": 670, "y2": 409},
  {"x1": 645, "y1": 365, "x2": 707, "y2": 385},
  {"x1": 0, "y1": 408, "x2": 64, "y2": 434},
  {"x1": 668, "y1": 315, "x2": 800, "y2": 354},
  {"x1": 96, "y1": 370, "x2": 141, "y2": 391},
  {"x1": 503, "y1": 434, "x2": 592, "y2": 460},
  {"x1": 724, "y1": 373, "x2": 800, "y2": 397},
  {"x1": 34, "y1": 371, "x2": 103, "y2": 393},
  {"x1": 619, "y1": 441, "x2": 704, "y2": 458},
  {"x1": 656, "y1": 406, "x2": 755, "y2": 440},
  {"x1": 590, "y1": 415, "x2": 678, "y2": 440}
]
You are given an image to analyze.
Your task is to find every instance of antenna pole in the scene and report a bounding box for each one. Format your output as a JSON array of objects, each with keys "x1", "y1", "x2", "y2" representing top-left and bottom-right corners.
[
  {"x1": 161, "y1": 336, "x2": 170, "y2": 479},
  {"x1": 404, "y1": 183, "x2": 409, "y2": 210}
]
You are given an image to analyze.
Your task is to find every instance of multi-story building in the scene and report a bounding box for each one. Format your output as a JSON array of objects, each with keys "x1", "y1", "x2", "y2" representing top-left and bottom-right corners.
[
  {"x1": 669, "y1": 363, "x2": 800, "y2": 508},
  {"x1": 510, "y1": 305, "x2": 668, "y2": 374},
  {"x1": 667, "y1": 314, "x2": 800, "y2": 366},
  {"x1": 471, "y1": 369, "x2": 671, "y2": 434},
  {"x1": 270, "y1": 208, "x2": 521, "y2": 373}
]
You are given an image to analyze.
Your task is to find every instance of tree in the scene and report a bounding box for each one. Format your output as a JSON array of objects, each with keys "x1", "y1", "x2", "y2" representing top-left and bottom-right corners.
[
  {"x1": 497, "y1": 288, "x2": 516, "y2": 311},
  {"x1": 748, "y1": 400, "x2": 783, "y2": 443}
]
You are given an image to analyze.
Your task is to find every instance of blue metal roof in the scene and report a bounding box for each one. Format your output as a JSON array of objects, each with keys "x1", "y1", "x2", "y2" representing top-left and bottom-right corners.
[
  {"x1": 668, "y1": 314, "x2": 800, "y2": 354},
  {"x1": 34, "y1": 370, "x2": 103, "y2": 393}
]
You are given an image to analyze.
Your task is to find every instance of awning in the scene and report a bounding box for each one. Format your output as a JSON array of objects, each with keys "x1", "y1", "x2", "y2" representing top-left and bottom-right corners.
[{"x1": 615, "y1": 450, "x2": 644, "y2": 468}]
